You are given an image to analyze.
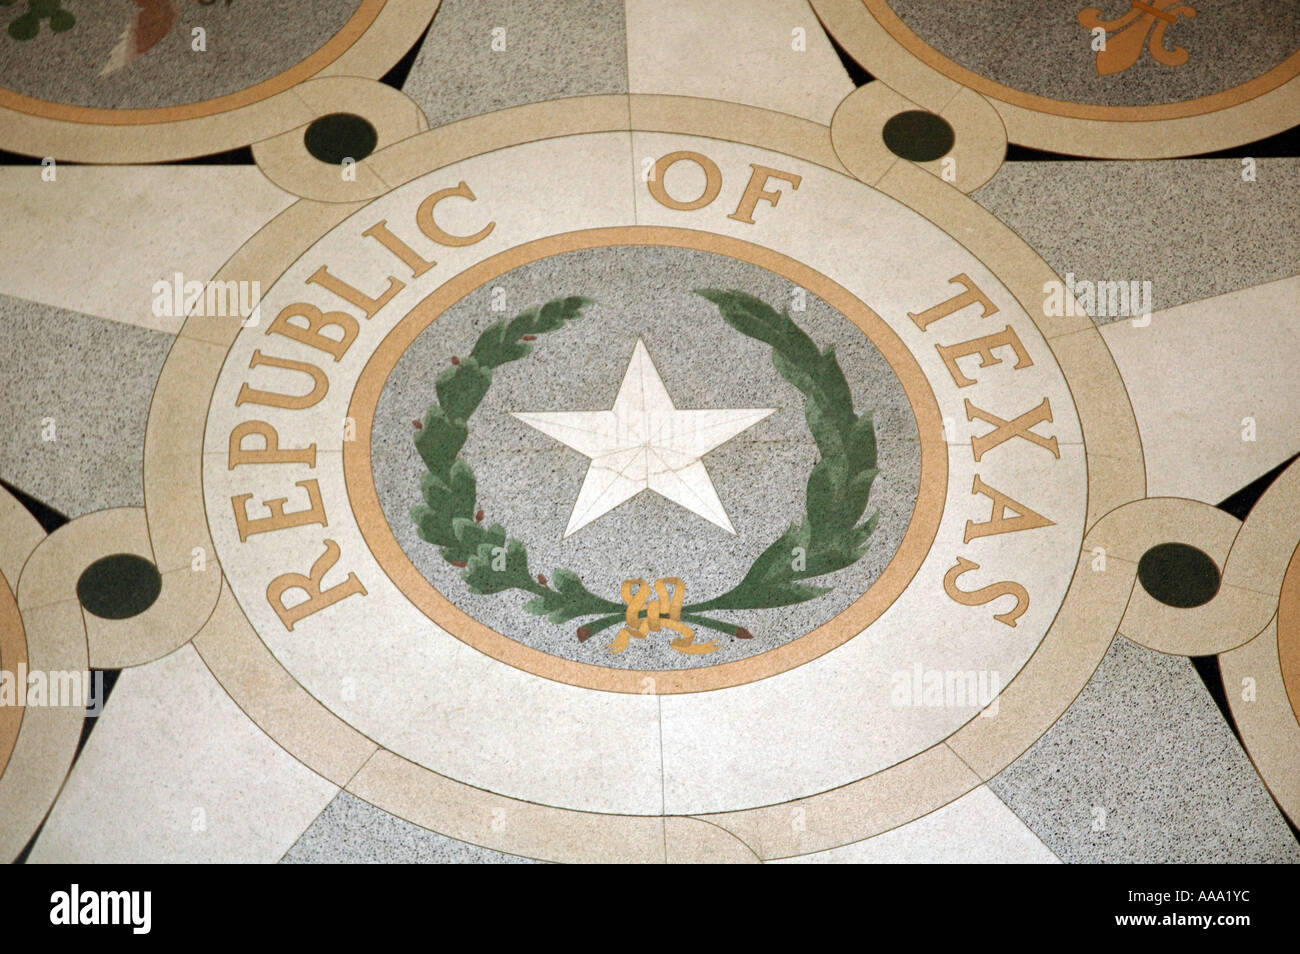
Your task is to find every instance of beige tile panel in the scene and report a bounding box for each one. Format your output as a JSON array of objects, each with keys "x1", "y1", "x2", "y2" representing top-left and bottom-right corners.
[
  {"x1": 1219, "y1": 449, "x2": 1300, "y2": 599},
  {"x1": 989, "y1": 79, "x2": 1300, "y2": 160},
  {"x1": 27, "y1": 644, "x2": 339, "y2": 863},
  {"x1": 1123, "y1": 579, "x2": 1276, "y2": 657},
  {"x1": 1097, "y1": 498, "x2": 1238, "y2": 566},
  {"x1": 626, "y1": 0, "x2": 854, "y2": 124},
  {"x1": 1084, "y1": 452, "x2": 1150, "y2": 537},
  {"x1": 16, "y1": 508, "x2": 148, "y2": 612},
  {"x1": 142, "y1": 335, "x2": 231, "y2": 574},
  {"x1": 827, "y1": 81, "x2": 914, "y2": 185},
  {"x1": 0, "y1": 569, "x2": 26, "y2": 780},
  {"x1": 83, "y1": 561, "x2": 223, "y2": 671},
  {"x1": 1100, "y1": 277, "x2": 1300, "y2": 504},
  {"x1": 934, "y1": 87, "x2": 1008, "y2": 193},
  {"x1": 0, "y1": 167, "x2": 295, "y2": 335}
]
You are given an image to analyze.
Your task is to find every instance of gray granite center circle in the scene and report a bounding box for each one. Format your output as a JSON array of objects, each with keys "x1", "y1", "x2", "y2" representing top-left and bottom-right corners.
[{"x1": 371, "y1": 245, "x2": 921, "y2": 672}]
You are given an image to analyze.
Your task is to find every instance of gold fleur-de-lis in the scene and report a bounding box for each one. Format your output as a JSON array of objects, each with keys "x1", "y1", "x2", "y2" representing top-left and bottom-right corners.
[{"x1": 1078, "y1": 0, "x2": 1197, "y2": 76}]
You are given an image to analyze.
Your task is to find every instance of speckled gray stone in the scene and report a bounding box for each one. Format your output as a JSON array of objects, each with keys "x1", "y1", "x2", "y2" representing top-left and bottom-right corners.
[
  {"x1": 370, "y1": 245, "x2": 920, "y2": 671},
  {"x1": 280, "y1": 792, "x2": 542, "y2": 864},
  {"x1": 886, "y1": 0, "x2": 1037, "y2": 77},
  {"x1": 972, "y1": 158, "x2": 1300, "y2": 320},
  {"x1": 0, "y1": 0, "x2": 361, "y2": 110},
  {"x1": 989, "y1": 635, "x2": 1300, "y2": 863},
  {"x1": 402, "y1": 0, "x2": 626, "y2": 128},
  {"x1": 0, "y1": 295, "x2": 171, "y2": 516},
  {"x1": 887, "y1": 0, "x2": 1300, "y2": 107}
]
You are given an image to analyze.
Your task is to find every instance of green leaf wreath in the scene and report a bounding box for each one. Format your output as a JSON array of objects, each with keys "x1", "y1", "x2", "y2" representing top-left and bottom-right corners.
[{"x1": 410, "y1": 290, "x2": 880, "y2": 648}]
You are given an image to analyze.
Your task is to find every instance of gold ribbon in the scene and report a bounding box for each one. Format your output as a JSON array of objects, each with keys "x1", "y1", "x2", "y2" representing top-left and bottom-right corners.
[{"x1": 607, "y1": 578, "x2": 718, "y2": 655}]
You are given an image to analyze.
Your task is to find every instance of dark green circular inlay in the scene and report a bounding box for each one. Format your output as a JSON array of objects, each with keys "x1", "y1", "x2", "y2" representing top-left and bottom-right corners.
[
  {"x1": 1137, "y1": 543, "x2": 1221, "y2": 609},
  {"x1": 881, "y1": 110, "x2": 955, "y2": 162},
  {"x1": 76, "y1": 554, "x2": 162, "y2": 620},
  {"x1": 303, "y1": 113, "x2": 378, "y2": 165}
]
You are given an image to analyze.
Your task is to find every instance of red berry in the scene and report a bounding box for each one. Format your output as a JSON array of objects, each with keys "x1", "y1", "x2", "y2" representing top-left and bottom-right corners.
[
  {"x1": 412, "y1": 419, "x2": 423, "y2": 429},
  {"x1": 522, "y1": 334, "x2": 537, "y2": 341},
  {"x1": 734, "y1": 627, "x2": 753, "y2": 639},
  {"x1": 576, "y1": 626, "x2": 591, "y2": 642},
  {"x1": 451, "y1": 356, "x2": 460, "y2": 365},
  {"x1": 475, "y1": 509, "x2": 484, "y2": 522},
  {"x1": 537, "y1": 573, "x2": 548, "y2": 586}
]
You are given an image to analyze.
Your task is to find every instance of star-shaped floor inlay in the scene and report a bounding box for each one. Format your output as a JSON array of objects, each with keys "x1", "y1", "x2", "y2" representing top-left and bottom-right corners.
[{"x1": 511, "y1": 339, "x2": 775, "y2": 536}]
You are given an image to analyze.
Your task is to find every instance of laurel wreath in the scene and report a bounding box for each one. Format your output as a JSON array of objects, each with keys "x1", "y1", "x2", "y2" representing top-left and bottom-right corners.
[{"x1": 410, "y1": 290, "x2": 879, "y2": 644}]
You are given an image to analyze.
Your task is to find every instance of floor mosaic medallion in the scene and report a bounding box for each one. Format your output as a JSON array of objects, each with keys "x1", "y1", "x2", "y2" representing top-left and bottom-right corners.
[{"x1": 1, "y1": 0, "x2": 1296, "y2": 869}]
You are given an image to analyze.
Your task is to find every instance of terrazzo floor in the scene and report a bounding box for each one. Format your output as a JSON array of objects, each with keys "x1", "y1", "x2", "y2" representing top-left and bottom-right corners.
[{"x1": 0, "y1": 0, "x2": 1296, "y2": 878}]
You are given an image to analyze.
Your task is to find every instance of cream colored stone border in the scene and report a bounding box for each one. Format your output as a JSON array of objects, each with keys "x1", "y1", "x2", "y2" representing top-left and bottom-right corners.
[
  {"x1": 139, "y1": 95, "x2": 1142, "y2": 861},
  {"x1": 0, "y1": 0, "x2": 439, "y2": 164},
  {"x1": 811, "y1": 0, "x2": 1300, "y2": 159}
]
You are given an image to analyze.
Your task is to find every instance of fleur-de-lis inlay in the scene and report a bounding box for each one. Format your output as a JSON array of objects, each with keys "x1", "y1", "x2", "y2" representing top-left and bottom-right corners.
[{"x1": 1078, "y1": 0, "x2": 1197, "y2": 76}]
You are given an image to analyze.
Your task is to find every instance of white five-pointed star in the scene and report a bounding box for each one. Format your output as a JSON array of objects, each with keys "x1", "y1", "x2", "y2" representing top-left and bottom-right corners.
[{"x1": 511, "y1": 339, "x2": 775, "y2": 537}]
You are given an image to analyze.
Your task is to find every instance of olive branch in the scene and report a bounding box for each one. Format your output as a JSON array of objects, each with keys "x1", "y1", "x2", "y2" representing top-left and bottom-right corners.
[
  {"x1": 410, "y1": 291, "x2": 880, "y2": 645},
  {"x1": 410, "y1": 297, "x2": 623, "y2": 626}
]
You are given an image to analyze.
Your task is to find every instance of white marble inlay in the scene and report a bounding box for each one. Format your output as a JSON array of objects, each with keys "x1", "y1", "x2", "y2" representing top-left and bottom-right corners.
[{"x1": 511, "y1": 338, "x2": 774, "y2": 536}]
